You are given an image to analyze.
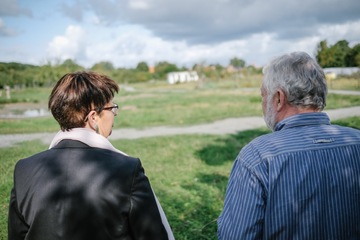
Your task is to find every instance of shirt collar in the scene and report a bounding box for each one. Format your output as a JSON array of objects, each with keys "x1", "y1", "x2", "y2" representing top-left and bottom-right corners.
[{"x1": 274, "y1": 112, "x2": 331, "y2": 132}]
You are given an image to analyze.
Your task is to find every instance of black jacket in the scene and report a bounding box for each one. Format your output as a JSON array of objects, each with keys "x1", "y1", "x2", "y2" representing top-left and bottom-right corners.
[{"x1": 8, "y1": 140, "x2": 170, "y2": 240}]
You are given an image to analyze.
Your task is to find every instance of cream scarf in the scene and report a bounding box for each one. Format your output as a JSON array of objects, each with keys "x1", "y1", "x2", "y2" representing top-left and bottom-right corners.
[
  {"x1": 49, "y1": 128, "x2": 174, "y2": 239},
  {"x1": 49, "y1": 128, "x2": 128, "y2": 155}
]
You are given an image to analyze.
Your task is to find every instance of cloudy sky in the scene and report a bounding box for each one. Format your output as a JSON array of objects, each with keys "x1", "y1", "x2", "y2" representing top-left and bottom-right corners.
[{"x1": 1, "y1": 0, "x2": 359, "y2": 69}]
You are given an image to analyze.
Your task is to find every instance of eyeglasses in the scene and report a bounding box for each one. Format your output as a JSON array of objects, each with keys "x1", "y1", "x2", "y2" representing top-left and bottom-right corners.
[{"x1": 101, "y1": 104, "x2": 119, "y2": 116}]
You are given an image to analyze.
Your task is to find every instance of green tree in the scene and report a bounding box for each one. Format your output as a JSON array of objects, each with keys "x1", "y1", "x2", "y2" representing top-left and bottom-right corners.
[
  {"x1": 316, "y1": 40, "x2": 353, "y2": 68},
  {"x1": 214, "y1": 64, "x2": 224, "y2": 71},
  {"x1": 230, "y1": 57, "x2": 246, "y2": 68},
  {"x1": 316, "y1": 40, "x2": 331, "y2": 67},
  {"x1": 135, "y1": 61, "x2": 149, "y2": 72},
  {"x1": 332, "y1": 40, "x2": 351, "y2": 67},
  {"x1": 154, "y1": 61, "x2": 179, "y2": 79},
  {"x1": 0, "y1": 62, "x2": 41, "y2": 87},
  {"x1": 91, "y1": 61, "x2": 115, "y2": 72},
  {"x1": 345, "y1": 43, "x2": 360, "y2": 67},
  {"x1": 61, "y1": 59, "x2": 84, "y2": 72}
]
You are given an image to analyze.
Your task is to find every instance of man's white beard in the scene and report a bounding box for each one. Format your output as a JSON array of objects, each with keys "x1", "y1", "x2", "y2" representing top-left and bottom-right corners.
[{"x1": 264, "y1": 99, "x2": 277, "y2": 131}]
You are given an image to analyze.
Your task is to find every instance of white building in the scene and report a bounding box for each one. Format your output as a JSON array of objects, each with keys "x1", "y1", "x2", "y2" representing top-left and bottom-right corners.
[
  {"x1": 323, "y1": 67, "x2": 360, "y2": 78},
  {"x1": 167, "y1": 71, "x2": 199, "y2": 84}
]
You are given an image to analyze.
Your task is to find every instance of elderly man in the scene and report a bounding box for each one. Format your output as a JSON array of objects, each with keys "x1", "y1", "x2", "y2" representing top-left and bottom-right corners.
[{"x1": 218, "y1": 52, "x2": 360, "y2": 239}]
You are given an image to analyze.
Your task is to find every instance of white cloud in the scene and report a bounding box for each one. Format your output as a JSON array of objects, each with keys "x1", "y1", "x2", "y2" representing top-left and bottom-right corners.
[
  {"x1": 318, "y1": 20, "x2": 360, "y2": 46},
  {"x1": 86, "y1": 29, "x2": 176, "y2": 67},
  {"x1": 3, "y1": 0, "x2": 359, "y2": 68},
  {"x1": 83, "y1": 0, "x2": 360, "y2": 44},
  {"x1": 53, "y1": 19, "x2": 359, "y2": 69},
  {"x1": 128, "y1": 0, "x2": 150, "y2": 10},
  {"x1": 85, "y1": 29, "x2": 263, "y2": 68},
  {"x1": 47, "y1": 25, "x2": 86, "y2": 63}
]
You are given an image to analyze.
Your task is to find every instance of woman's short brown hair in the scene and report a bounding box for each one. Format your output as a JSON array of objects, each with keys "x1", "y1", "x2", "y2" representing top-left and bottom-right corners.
[{"x1": 49, "y1": 71, "x2": 119, "y2": 131}]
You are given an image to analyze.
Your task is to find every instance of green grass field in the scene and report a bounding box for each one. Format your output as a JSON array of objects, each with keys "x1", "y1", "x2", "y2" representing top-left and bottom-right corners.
[
  {"x1": 1, "y1": 78, "x2": 360, "y2": 134},
  {"x1": 1, "y1": 78, "x2": 360, "y2": 239},
  {"x1": 1, "y1": 117, "x2": 359, "y2": 239}
]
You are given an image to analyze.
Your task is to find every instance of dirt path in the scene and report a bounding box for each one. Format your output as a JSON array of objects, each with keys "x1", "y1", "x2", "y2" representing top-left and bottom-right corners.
[{"x1": 1, "y1": 106, "x2": 359, "y2": 149}]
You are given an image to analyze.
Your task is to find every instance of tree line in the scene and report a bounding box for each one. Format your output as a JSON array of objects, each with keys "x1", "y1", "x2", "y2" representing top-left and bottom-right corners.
[
  {"x1": 0, "y1": 39, "x2": 358, "y2": 88},
  {"x1": 316, "y1": 40, "x2": 360, "y2": 68},
  {"x1": 0, "y1": 57, "x2": 260, "y2": 88}
]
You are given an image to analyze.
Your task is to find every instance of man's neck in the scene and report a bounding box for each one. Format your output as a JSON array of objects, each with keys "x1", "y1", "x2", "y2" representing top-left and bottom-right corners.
[{"x1": 276, "y1": 104, "x2": 319, "y2": 124}]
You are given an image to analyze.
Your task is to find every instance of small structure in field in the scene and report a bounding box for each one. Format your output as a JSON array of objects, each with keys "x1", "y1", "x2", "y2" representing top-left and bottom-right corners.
[
  {"x1": 5, "y1": 86, "x2": 11, "y2": 99},
  {"x1": 167, "y1": 71, "x2": 199, "y2": 84},
  {"x1": 323, "y1": 67, "x2": 360, "y2": 79}
]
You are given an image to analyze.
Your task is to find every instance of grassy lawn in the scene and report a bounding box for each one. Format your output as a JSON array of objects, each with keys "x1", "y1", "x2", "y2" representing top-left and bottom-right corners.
[
  {"x1": 1, "y1": 117, "x2": 360, "y2": 239},
  {"x1": 1, "y1": 79, "x2": 360, "y2": 134}
]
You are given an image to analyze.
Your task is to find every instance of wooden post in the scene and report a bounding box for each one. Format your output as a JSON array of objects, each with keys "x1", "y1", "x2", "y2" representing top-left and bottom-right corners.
[{"x1": 5, "y1": 86, "x2": 10, "y2": 99}]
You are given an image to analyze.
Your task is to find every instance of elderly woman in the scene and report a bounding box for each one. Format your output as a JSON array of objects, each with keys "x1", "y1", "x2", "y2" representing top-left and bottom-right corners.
[{"x1": 8, "y1": 71, "x2": 174, "y2": 240}]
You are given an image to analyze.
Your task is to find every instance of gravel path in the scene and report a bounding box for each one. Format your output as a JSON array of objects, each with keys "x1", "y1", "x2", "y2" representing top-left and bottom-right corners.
[{"x1": 0, "y1": 106, "x2": 359, "y2": 149}]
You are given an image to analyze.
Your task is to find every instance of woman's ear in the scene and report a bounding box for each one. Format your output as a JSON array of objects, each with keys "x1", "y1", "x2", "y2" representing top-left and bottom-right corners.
[{"x1": 84, "y1": 110, "x2": 98, "y2": 130}]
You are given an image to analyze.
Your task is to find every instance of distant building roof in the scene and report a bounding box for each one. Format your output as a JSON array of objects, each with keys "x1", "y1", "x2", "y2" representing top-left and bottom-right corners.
[{"x1": 149, "y1": 66, "x2": 155, "y2": 74}]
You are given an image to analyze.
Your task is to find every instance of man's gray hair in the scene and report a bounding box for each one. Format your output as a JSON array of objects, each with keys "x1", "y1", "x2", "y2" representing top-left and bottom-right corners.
[{"x1": 263, "y1": 51, "x2": 327, "y2": 110}]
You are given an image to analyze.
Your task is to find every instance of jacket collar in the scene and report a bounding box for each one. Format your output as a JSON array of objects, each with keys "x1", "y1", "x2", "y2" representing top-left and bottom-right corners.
[
  {"x1": 275, "y1": 112, "x2": 331, "y2": 132},
  {"x1": 52, "y1": 139, "x2": 90, "y2": 149}
]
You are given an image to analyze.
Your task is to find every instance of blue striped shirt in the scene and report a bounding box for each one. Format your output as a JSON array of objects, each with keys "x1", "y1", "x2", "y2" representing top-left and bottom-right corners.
[{"x1": 218, "y1": 112, "x2": 360, "y2": 239}]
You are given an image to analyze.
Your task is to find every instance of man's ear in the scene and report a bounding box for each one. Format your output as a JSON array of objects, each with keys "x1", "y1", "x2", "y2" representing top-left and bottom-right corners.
[{"x1": 276, "y1": 90, "x2": 287, "y2": 111}]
